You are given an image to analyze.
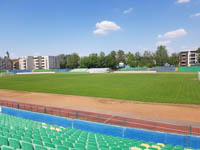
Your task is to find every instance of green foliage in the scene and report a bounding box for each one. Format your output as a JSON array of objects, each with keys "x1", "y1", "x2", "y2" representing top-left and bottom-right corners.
[
  {"x1": 126, "y1": 52, "x2": 136, "y2": 67},
  {"x1": 168, "y1": 53, "x2": 179, "y2": 66},
  {"x1": 117, "y1": 50, "x2": 126, "y2": 64},
  {"x1": 155, "y1": 46, "x2": 169, "y2": 66},
  {"x1": 0, "y1": 73, "x2": 199, "y2": 104},
  {"x1": 66, "y1": 53, "x2": 80, "y2": 69}
]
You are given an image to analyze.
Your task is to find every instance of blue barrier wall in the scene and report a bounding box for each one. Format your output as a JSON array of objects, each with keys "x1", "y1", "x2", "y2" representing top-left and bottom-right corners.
[
  {"x1": 2, "y1": 107, "x2": 72, "y2": 128},
  {"x1": 8, "y1": 69, "x2": 32, "y2": 74},
  {"x1": 1, "y1": 107, "x2": 200, "y2": 149},
  {"x1": 54, "y1": 69, "x2": 71, "y2": 73},
  {"x1": 73, "y1": 119, "x2": 124, "y2": 137}
]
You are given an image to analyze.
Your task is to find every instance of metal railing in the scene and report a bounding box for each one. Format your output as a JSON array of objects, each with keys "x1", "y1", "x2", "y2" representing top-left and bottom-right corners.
[{"x1": 0, "y1": 99, "x2": 199, "y2": 136}]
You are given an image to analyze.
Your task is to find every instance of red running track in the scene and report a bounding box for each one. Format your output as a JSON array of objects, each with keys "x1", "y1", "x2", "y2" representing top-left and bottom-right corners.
[{"x1": 0, "y1": 99, "x2": 199, "y2": 136}]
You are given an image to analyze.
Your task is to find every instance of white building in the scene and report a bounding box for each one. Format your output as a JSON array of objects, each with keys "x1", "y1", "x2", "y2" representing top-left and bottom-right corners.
[
  {"x1": 19, "y1": 56, "x2": 34, "y2": 70},
  {"x1": 179, "y1": 51, "x2": 199, "y2": 66},
  {"x1": 19, "y1": 56, "x2": 60, "y2": 70}
]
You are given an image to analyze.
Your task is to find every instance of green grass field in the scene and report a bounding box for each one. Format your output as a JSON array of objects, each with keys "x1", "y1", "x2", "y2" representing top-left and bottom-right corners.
[{"x1": 0, "y1": 73, "x2": 199, "y2": 104}]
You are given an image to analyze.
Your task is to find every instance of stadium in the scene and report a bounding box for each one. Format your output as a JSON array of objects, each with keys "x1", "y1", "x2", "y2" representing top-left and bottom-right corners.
[
  {"x1": 0, "y1": 0, "x2": 200, "y2": 150},
  {"x1": 0, "y1": 66, "x2": 200, "y2": 150}
]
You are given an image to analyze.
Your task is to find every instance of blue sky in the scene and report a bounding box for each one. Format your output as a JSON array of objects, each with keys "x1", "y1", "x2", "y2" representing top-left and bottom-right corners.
[{"x1": 0, "y1": 0, "x2": 199, "y2": 58}]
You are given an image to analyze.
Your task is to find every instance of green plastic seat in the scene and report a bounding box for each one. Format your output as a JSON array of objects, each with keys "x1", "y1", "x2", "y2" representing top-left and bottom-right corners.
[
  {"x1": 63, "y1": 142, "x2": 74, "y2": 148},
  {"x1": 8, "y1": 138, "x2": 21, "y2": 149},
  {"x1": 21, "y1": 141, "x2": 34, "y2": 150},
  {"x1": 33, "y1": 139, "x2": 43, "y2": 146},
  {"x1": 0, "y1": 136, "x2": 9, "y2": 146},
  {"x1": 22, "y1": 137, "x2": 32, "y2": 143},
  {"x1": 1, "y1": 145, "x2": 15, "y2": 150},
  {"x1": 34, "y1": 144, "x2": 48, "y2": 150},
  {"x1": 51, "y1": 138, "x2": 62, "y2": 145},
  {"x1": 12, "y1": 135, "x2": 21, "y2": 140},
  {"x1": 44, "y1": 142, "x2": 55, "y2": 149},
  {"x1": 56, "y1": 145, "x2": 69, "y2": 150}
]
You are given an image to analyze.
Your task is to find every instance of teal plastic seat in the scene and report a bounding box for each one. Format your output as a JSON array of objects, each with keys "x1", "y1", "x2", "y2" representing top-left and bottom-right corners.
[
  {"x1": 34, "y1": 144, "x2": 48, "y2": 150},
  {"x1": 1, "y1": 145, "x2": 15, "y2": 150},
  {"x1": 56, "y1": 145, "x2": 69, "y2": 150},
  {"x1": 0, "y1": 136, "x2": 9, "y2": 146},
  {"x1": 21, "y1": 141, "x2": 34, "y2": 150},
  {"x1": 9, "y1": 138, "x2": 21, "y2": 149},
  {"x1": 33, "y1": 139, "x2": 43, "y2": 146},
  {"x1": 44, "y1": 142, "x2": 55, "y2": 149}
]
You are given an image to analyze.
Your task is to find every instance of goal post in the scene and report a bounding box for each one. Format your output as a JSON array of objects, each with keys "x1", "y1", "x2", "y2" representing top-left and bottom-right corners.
[{"x1": 198, "y1": 72, "x2": 200, "y2": 80}]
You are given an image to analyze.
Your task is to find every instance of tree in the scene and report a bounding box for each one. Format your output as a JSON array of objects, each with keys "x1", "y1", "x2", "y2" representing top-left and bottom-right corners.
[
  {"x1": 88, "y1": 53, "x2": 98, "y2": 68},
  {"x1": 126, "y1": 52, "x2": 136, "y2": 67},
  {"x1": 155, "y1": 46, "x2": 169, "y2": 66},
  {"x1": 59, "y1": 54, "x2": 67, "y2": 69},
  {"x1": 135, "y1": 52, "x2": 141, "y2": 67},
  {"x1": 66, "y1": 53, "x2": 80, "y2": 68},
  {"x1": 97, "y1": 52, "x2": 106, "y2": 68},
  {"x1": 117, "y1": 50, "x2": 126, "y2": 64},
  {"x1": 105, "y1": 51, "x2": 118, "y2": 69},
  {"x1": 168, "y1": 53, "x2": 179, "y2": 66},
  {"x1": 140, "y1": 51, "x2": 154, "y2": 67},
  {"x1": 80, "y1": 56, "x2": 90, "y2": 68}
]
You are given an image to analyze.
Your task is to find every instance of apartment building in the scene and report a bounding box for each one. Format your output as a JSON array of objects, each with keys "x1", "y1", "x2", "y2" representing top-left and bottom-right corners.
[
  {"x1": 179, "y1": 51, "x2": 199, "y2": 66},
  {"x1": 12, "y1": 59, "x2": 19, "y2": 70},
  {"x1": 19, "y1": 56, "x2": 60, "y2": 70},
  {"x1": 19, "y1": 56, "x2": 34, "y2": 70}
]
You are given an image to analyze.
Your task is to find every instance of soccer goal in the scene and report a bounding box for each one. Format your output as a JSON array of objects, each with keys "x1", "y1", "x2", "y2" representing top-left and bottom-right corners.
[
  {"x1": 198, "y1": 72, "x2": 200, "y2": 80},
  {"x1": 0, "y1": 72, "x2": 14, "y2": 77}
]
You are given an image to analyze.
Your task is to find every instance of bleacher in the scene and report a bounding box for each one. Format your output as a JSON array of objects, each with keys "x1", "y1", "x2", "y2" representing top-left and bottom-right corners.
[
  {"x1": 150, "y1": 67, "x2": 176, "y2": 72},
  {"x1": 54, "y1": 69, "x2": 71, "y2": 73},
  {"x1": 8, "y1": 70, "x2": 32, "y2": 74},
  {"x1": 0, "y1": 70, "x2": 6, "y2": 73},
  {"x1": 120, "y1": 67, "x2": 148, "y2": 71},
  {"x1": 87, "y1": 68, "x2": 110, "y2": 73},
  {"x1": 0, "y1": 113, "x2": 197, "y2": 150},
  {"x1": 69, "y1": 69, "x2": 88, "y2": 73},
  {"x1": 177, "y1": 66, "x2": 200, "y2": 72},
  {"x1": 33, "y1": 69, "x2": 54, "y2": 73}
]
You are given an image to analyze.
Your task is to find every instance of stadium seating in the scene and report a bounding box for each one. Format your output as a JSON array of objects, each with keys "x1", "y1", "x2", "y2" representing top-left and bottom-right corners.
[
  {"x1": 0, "y1": 113, "x2": 196, "y2": 150},
  {"x1": 54, "y1": 69, "x2": 71, "y2": 73},
  {"x1": 177, "y1": 66, "x2": 200, "y2": 72},
  {"x1": 33, "y1": 69, "x2": 54, "y2": 72},
  {"x1": 87, "y1": 68, "x2": 110, "y2": 73},
  {"x1": 150, "y1": 67, "x2": 176, "y2": 72},
  {"x1": 0, "y1": 70, "x2": 6, "y2": 73},
  {"x1": 120, "y1": 67, "x2": 148, "y2": 71},
  {"x1": 8, "y1": 70, "x2": 32, "y2": 74},
  {"x1": 69, "y1": 69, "x2": 88, "y2": 73}
]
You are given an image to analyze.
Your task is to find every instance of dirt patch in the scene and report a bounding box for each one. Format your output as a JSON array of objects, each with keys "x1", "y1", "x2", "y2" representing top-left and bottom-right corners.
[{"x1": 0, "y1": 89, "x2": 200, "y2": 125}]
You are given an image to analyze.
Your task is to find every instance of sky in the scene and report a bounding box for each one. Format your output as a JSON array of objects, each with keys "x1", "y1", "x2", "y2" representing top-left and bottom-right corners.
[{"x1": 0, "y1": 0, "x2": 200, "y2": 58}]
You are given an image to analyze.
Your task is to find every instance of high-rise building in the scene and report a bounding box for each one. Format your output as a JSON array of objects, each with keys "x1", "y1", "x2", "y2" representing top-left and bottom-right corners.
[
  {"x1": 19, "y1": 56, "x2": 60, "y2": 70},
  {"x1": 179, "y1": 51, "x2": 199, "y2": 66}
]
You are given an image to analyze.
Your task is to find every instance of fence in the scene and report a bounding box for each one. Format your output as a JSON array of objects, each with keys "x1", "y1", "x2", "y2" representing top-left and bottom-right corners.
[{"x1": 0, "y1": 99, "x2": 200, "y2": 136}]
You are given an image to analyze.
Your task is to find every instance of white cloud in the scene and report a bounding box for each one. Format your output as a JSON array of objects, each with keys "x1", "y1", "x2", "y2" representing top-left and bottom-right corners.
[
  {"x1": 177, "y1": 0, "x2": 191, "y2": 3},
  {"x1": 156, "y1": 41, "x2": 171, "y2": 46},
  {"x1": 191, "y1": 13, "x2": 200, "y2": 17},
  {"x1": 158, "y1": 29, "x2": 187, "y2": 39},
  {"x1": 123, "y1": 8, "x2": 133, "y2": 14},
  {"x1": 93, "y1": 20, "x2": 121, "y2": 35}
]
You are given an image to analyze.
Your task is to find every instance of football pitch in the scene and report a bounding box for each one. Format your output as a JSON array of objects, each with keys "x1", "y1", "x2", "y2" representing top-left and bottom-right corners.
[{"x1": 0, "y1": 73, "x2": 199, "y2": 104}]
